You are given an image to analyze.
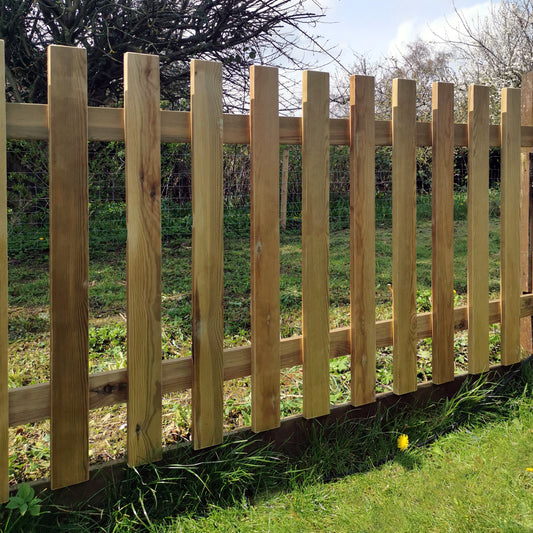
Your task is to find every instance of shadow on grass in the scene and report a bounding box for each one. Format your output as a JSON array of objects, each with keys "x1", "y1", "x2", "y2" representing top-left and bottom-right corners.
[{"x1": 6, "y1": 359, "x2": 532, "y2": 532}]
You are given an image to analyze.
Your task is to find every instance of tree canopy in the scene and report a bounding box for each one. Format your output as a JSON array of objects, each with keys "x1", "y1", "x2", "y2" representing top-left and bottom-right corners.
[{"x1": 1, "y1": 0, "x2": 327, "y2": 108}]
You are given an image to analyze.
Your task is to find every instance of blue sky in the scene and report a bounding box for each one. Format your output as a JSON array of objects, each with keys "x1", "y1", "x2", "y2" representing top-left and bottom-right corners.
[{"x1": 308, "y1": 0, "x2": 493, "y2": 70}]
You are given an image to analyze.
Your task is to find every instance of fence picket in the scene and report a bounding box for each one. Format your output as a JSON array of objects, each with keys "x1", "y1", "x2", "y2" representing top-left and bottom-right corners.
[
  {"x1": 48, "y1": 45, "x2": 89, "y2": 489},
  {"x1": 250, "y1": 66, "x2": 281, "y2": 432},
  {"x1": 302, "y1": 71, "x2": 330, "y2": 418},
  {"x1": 392, "y1": 79, "x2": 418, "y2": 395},
  {"x1": 501, "y1": 88, "x2": 522, "y2": 365},
  {"x1": 0, "y1": 40, "x2": 8, "y2": 503},
  {"x1": 124, "y1": 52, "x2": 162, "y2": 466},
  {"x1": 467, "y1": 85, "x2": 490, "y2": 374},
  {"x1": 520, "y1": 73, "x2": 533, "y2": 352},
  {"x1": 431, "y1": 82, "x2": 455, "y2": 384},
  {"x1": 350, "y1": 75, "x2": 376, "y2": 406},
  {"x1": 191, "y1": 60, "x2": 224, "y2": 449}
]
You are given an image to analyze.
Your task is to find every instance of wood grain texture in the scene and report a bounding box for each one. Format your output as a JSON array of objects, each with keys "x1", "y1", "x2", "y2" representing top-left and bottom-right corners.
[
  {"x1": 280, "y1": 149, "x2": 289, "y2": 230},
  {"x1": 392, "y1": 79, "x2": 418, "y2": 395},
  {"x1": 467, "y1": 85, "x2": 490, "y2": 374},
  {"x1": 124, "y1": 52, "x2": 162, "y2": 466},
  {"x1": 302, "y1": 71, "x2": 331, "y2": 418},
  {"x1": 191, "y1": 60, "x2": 224, "y2": 449},
  {"x1": 8, "y1": 293, "x2": 533, "y2": 428},
  {"x1": 431, "y1": 83, "x2": 455, "y2": 384},
  {"x1": 0, "y1": 40, "x2": 8, "y2": 504},
  {"x1": 48, "y1": 45, "x2": 89, "y2": 489},
  {"x1": 350, "y1": 75, "x2": 376, "y2": 406},
  {"x1": 250, "y1": 66, "x2": 281, "y2": 432},
  {"x1": 500, "y1": 88, "x2": 522, "y2": 365},
  {"x1": 520, "y1": 72, "x2": 533, "y2": 352}
]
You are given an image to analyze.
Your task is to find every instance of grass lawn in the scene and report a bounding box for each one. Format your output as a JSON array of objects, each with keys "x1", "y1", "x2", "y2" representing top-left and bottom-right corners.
[{"x1": 174, "y1": 396, "x2": 533, "y2": 532}]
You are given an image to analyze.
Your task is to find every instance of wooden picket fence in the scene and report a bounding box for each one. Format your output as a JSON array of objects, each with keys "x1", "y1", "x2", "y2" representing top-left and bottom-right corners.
[{"x1": 1, "y1": 41, "x2": 533, "y2": 500}]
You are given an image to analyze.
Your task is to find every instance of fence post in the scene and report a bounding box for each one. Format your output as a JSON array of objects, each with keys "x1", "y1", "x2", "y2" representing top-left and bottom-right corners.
[
  {"x1": 467, "y1": 84, "x2": 490, "y2": 374},
  {"x1": 0, "y1": 39, "x2": 8, "y2": 504},
  {"x1": 392, "y1": 78, "x2": 417, "y2": 395},
  {"x1": 280, "y1": 149, "x2": 289, "y2": 230},
  {"x1": 250, "y1": 66, "x2": 281, "y2": 432},
  {"x1": 48, "y1": 45, "x2": 89, "y2": 489},
  {"x1": 520, "y1": 72, "x2": 533, "y2": 353},
  {"x1": 350, "y1": 75, "x2": 376, "y2": 406},
  {"x1": 124, "y1": 52, "x2": 162, "y2": 466}
]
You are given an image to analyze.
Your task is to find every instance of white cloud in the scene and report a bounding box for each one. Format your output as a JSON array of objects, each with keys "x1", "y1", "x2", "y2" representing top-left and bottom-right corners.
[{"x1": 386, "y1": 1, "x2": 493, "y2": 58}]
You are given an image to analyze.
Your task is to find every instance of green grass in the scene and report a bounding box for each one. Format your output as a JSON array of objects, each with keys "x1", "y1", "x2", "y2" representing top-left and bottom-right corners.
[{"x1": 3, "y1": 359, "x2": 531, "y2": 532}]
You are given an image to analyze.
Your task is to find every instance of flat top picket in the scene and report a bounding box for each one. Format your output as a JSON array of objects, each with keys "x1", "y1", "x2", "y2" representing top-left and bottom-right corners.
[
  {"x1": 392, "y1": 78, "x2": 418, "y2": 395},
  {"x1": 500, "y1": 87, "x2": 522, "y2": 365},
  {"x1": 124, "y1": 52, "x2": 162, "y2": 466},
  {"x1": 467, "y1": 84, "x2": 490, "y2": 374},
  {"x1": 48, "y1": 44, "x2": 89, "y2": 490},
  {"x1": 431, "y1": 82, "x2": 455, "y2": 385},
  {"x1": 250, "y1": 65, "x2": 281, "y2": 432},
  {"x1": 302, "y1": 70, "x2": 331, "y2": 419},
  {"x1": 350, "y1": 75, "x2": 376, "y2": 406},
  {"x1": 191, "y1": 60, "x2": 224, "y2": 450}
]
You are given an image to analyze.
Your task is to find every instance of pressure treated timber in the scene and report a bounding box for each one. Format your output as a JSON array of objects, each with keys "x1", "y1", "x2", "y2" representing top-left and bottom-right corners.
[
  {"x1": 0, "y1": 40, "x2": 8, "y2": 504},
  {"x1": 9, "y1": 294, "x2": 533, "y2": 428},
  {"x1": 520, "y1": 72, "x2": 533, "y2": 352},
  {"x1": 431, "y1": 83, "x2": 455, "y2": 384},
  {"x1": 500, "y1": 88, "x2": 522, "y2": 365},
  {"x1": 280, "y1": 149, "x2": 289, "y2": 230},
  {"x1": 467, "y1": 85, "x2": 490, "y2": 374},
  {"x1": 48, "y1": 45, "x2": 89, "y2": 490},
  {"x1": 124, "y1": 52, "x2": 162, "y2": 467},
  {"x1": 7, "y1": 102, "x2": 533, "y2": 147},
  {"x1": 301, "y1": 71, "x2": 331, "y2": 419},
  {"x1": 191, "y1": 60, "x2": 224, "y2": 449},
  {"x1": 350, "y1": 75, "x2": 376, "y2": 406},
  {"x1": 392, "y1": 79, "x2": 418, "y2": 395},
  {"x1": 250, "y1": 66, "x2": 281, "y2": 432}
]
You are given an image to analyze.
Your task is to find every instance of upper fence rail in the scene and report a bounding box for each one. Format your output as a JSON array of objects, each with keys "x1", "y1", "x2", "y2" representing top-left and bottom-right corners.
[{"x1": 6, "y1": 101, "x2": 533, "y2": 146}]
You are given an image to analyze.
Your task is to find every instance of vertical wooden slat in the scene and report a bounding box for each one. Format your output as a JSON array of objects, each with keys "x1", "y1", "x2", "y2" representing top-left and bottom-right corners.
[
  {"x1": 520, "y1": 72, "x2": 533, "y2": 353},
  {"x1": 302, "y1": 70, "x2": 330, "y2": 418},
  {"x1": 392, "y1": 78, "x2": 417, "y2": 395},
  {"x1": 250, "y1": 66, "x2": 280, "y2": 432},
  {"x1": 48, "y1": 45, "x2": 89, "y2": 489},
  {"x1": 124, "y1": 52, "x2": 162, "y2": 466},
  {"x1": 280, "y1": 149, "x2": 289, "y2": 230},
  {"x1": 191, "y1": 60, "x2": 224, "y2": 449},
  {"x1": 467, "y1": 84, "x2": 490, "y2": 374},
  {"x1": 0, "y1": 40, "x2": 8, "y2": 503},
  {"x1": 501, "y1": 87, "x2": 522, "y2": 365},
  {"x1": 431, "y1": 82, "x2": 455, "y2": 384},
  {"x1": 350, "y1": 75, "x2": 376, "y2": 406}
]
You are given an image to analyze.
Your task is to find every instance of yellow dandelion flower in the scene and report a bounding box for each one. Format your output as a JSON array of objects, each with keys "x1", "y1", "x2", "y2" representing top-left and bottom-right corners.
[
  {"x1": 527, "y1": 467, "x2": 533, "y2": 472},
  {"x1": 397, "y1": 434, "x2": 409, "y2": 451},
  {"x1": 39, "y1": 237, "x2": 44, "y2": 241}
]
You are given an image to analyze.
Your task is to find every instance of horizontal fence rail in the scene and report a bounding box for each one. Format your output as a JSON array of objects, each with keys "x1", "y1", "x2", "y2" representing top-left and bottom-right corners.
[
  {"x1": 2, "y1": 40, "x2": 533, "y2": 498},
  {"x1": 7, "y1": 101, "x2": 533, "y2": 147}
]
